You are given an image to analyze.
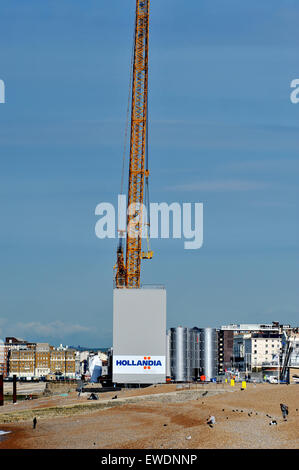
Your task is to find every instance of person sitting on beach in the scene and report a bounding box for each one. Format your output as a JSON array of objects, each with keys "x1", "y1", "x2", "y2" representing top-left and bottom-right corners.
[{"x1": 207, "y1": 415, "x2": 216, "y2": 427}]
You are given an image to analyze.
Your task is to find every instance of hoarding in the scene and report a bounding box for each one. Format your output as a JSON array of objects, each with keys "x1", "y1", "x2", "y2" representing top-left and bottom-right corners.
[{"x1": 113, "y1": 288, "x2": 166, "y2": 384}]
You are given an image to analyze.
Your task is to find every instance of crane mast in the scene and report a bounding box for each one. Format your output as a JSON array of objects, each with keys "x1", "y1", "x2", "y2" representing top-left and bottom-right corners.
[{"x1": 115, "y1": 0, "x2": 152, "y2": 289}]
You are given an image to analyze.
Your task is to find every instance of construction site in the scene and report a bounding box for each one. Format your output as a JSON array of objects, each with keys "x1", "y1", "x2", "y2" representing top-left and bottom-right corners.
[
  {"x1": 111, "y1": 0, "x2": 167, "y2": 388},
  {"x1": 0, "y1": 0, "x2": 298, "y2": 453},
  {"x1": 107, "y1": 0, "x2": 299, "y2": 390}
]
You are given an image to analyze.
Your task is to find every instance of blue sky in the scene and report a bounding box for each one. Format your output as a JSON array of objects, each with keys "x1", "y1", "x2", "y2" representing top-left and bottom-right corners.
[{"x1": 0, "y1": 0, "x2": 298, "y2": 347}]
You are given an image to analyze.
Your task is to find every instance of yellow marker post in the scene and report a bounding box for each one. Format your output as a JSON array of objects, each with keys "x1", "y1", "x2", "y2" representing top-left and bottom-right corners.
[
  {"x1": 230, "y1": 379, "x2": 235, "y2": 387},
  {"x1": 225, "y1": 378, "x2": 228, "y2": 384},
  {"x1": 241, "y1": 381, "x2": 247, "y2": 389}
]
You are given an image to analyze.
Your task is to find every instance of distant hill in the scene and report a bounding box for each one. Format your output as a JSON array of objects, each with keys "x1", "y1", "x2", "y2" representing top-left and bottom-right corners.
[{"x1": 69, "y1": 345, "x2": 111, "y2": 352}]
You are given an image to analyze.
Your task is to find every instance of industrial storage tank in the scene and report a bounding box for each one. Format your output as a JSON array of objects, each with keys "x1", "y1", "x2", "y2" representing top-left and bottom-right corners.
[
  {"x1": 199, "y1": 328, "x2": 218, "y2": 380},
  {"x1": 170, "y1": 326, "x2": 189, "y2": 382},
  {"x1": 169, "y1": 327, "x2": 201, "y2": 382},
  {"x1": 190, "y1": 327, "x2": 200, "y2": 380},
  {"x1": 166, "y1": 330, "x2": 171, "y2": 378}
]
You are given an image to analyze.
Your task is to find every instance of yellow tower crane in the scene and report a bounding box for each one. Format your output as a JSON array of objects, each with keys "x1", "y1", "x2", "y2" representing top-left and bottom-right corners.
[{"x1": 115, "y1": 0, "x2": 153, "y2": 289}]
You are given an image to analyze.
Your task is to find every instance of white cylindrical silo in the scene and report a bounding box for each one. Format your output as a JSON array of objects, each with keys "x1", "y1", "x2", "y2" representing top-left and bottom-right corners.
[
  {"x1": 190, "y1": 327, "x2": 200, "y2": 380},
  {"x1": 166, "y1": 330, "x2": 171, "y2": 378},
  {"x1": 200, "y1": 328, "x2": 217, "y2": 380},
  {"x1": 171, "y1": 326, "x2": 188, "y2": 382}
]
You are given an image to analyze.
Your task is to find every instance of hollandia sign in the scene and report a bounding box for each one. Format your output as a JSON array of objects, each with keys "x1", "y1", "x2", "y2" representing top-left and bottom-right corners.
[{"x1": 113, "y1": 355, "x2": 166, "y2": 374}]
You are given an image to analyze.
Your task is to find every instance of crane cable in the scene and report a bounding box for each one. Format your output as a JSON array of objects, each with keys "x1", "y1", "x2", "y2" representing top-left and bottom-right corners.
[
  {"x1": 144, "y1": 96, "x2": 151, "y2": 251},
  {"x1": 118, "y1": 15, "x2": 136, "y2": 250},
  {"x1": 120, "y1": 18, "x2": 136, "y2": 197}
]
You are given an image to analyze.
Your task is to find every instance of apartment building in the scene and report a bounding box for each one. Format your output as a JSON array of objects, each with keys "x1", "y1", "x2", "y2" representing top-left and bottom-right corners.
[
  {"x1": 281, "y1": 332, "x2": 299, "y2": 383},
  {"x1": 65, "y1": 349, "x2": 76, "y2": 377},
  {"x1": 50, "y1": 350, "x2": 66, "y2": 375},
  {"x1": 217, "y1": 329, "x2": 233, "y2": 374},
  {"x1": 9, "y1": 349, "x2": 36, "y2": 377},
  {"x1": 244, "y1": 333, "x2": 281, "y2": 370},
  {"x1": 231, "y1": 332, "x2": 282, "y2": 371},
  {"x1": 4, "y1": 337, "x2": 36, "y2": 378},
  {"x1": 35, "y1": 343, "x2": 51, "y2": 378},
  {"x1": 221, "y1": 322, "x2": 291, "y2": 334},
  {"x1": 7, "y1": 340, "x2": 76, "y2": 379},
  {"x1": 287, "y1": 333, "x2": 299, "y2": 367},
  {"x1": 49, "y1": 348, "x2": 75, "y2": 377},
  {"x1": 49, "y1": 350, "x2": 70, "y2": 375},
  {"x1": 0, "y1": 341, "x2": 8, "y2": 378}
]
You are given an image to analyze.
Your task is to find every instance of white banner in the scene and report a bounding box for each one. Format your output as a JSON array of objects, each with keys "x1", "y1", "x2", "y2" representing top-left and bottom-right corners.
[{"x1": 113, "y1": 355, "x2": 166, "y2": 375}]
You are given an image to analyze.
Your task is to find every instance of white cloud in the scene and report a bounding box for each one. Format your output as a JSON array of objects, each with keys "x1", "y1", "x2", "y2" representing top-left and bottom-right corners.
[{"x1": 0, "y1": 319, "x2": 93, "y2": 341}]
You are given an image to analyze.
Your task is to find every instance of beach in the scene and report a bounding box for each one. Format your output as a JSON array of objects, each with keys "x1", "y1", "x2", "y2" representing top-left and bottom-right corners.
[{"x1": 0, "y1": 383, "x2": 298, "y2": 449}]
